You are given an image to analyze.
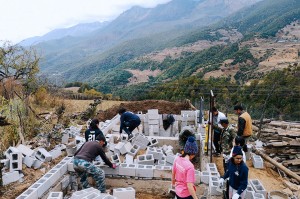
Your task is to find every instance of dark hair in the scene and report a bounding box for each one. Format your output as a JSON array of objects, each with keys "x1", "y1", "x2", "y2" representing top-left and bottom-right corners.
[
  {"x1": 212, "y1": 107, "x2": 218, "y2": 112},
  {"x1": 235, "y1": 136, "x2": 245, "y2": 146},
  {"x1": 234, "y1": 105, "x2": 243, "y2": 111},
  {"x1": 95, "y1": 135, "x2": 107, "y2": 147},
  {"x1": 118, "y1": 107, "x2": 126, "y2": 114},
  {"x1": 90, "y1": 119, "x2": 99, "y2": 129}
]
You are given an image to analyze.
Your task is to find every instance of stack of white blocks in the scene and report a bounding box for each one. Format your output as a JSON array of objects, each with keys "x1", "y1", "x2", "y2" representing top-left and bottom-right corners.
[
  {"x1": 16, "y1": 157, "x2": 73, "y2": 199},
  {"x1": 147, "y1": 109, "x2": 160, "y2": 136},
  {"x1": 249, "y1": 179, "x2": 267, "y2": 198}
]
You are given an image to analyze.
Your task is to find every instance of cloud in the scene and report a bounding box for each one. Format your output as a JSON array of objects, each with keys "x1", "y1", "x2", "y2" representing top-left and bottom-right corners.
[{"x1": 0, "y1": 0, "x2": 171, "y2": 43}]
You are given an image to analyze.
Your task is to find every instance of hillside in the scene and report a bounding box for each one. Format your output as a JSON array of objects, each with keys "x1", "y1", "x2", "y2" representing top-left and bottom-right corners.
[
  {"x1": 34, "y1": 0, "x2": 260, "y2": 76},
  {"x1": 85, "y1": 0, "x2": 300, "y2": 93}
]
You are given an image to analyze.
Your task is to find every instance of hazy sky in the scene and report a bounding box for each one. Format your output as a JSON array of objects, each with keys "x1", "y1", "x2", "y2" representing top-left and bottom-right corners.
[{"x1": 0, "y1": 0, "x2": 171, "y2": 44}]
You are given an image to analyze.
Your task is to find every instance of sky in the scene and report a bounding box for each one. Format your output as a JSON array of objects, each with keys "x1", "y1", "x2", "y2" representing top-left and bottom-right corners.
[{"x1": 0, "y1": 0, "x2": 171, "y2": 44}]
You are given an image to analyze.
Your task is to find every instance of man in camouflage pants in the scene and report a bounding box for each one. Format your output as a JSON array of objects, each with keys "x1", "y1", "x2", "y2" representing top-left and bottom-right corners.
[
  {"x1": 219, "y1": 118, "x2": 236, "y2": 171},
  {"x1": 73, "y1": 135, "x2": 116, "y2": 192}
]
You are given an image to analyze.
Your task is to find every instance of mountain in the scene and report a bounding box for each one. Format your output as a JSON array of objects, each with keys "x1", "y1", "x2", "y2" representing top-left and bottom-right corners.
[
  {"x1": 19, "y1": 21, "x2": 109, "y2": 46},
  {"x1": 79, "y1": 0, "x2": 300, "y2": 95},
  {"x1": 33, "y1": 0, "x2": 261, "y2": 76}
]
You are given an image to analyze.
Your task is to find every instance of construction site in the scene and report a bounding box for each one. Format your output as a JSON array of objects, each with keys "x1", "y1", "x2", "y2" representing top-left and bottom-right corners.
[{"x1": 0, "y1": 99, "x2": 300, "y2": 199}]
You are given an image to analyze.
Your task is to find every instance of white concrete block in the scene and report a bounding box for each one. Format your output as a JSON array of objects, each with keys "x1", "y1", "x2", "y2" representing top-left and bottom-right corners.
[
  {"x1": 120, "y1": 142, "x2": 133, "y2": 155},
  {"x1": 136, "y1": 165, "x2": 154, "y2": 178},
  {"x1": 245, "y1": 185, "x2": 255, "y2": 199},
  {"x1": 16, "y1": 144, "x2": 35, "y2": 157},
  {"x1": 113, "y1": 187, "x2": 135, "y2": 199},
  {"x1": 16, "y1": 188, "x2": 38, "y2": 199},
  {"x1": 111, "y1": 154, "x2": 121, "y2": 165},
  {"x1": 33, "y1": 159, "x2": 43, "y2": 169},
  {"x1": 200, "y1": 171, "x2": 210, "y2": 184},
  {"x1": 114, "y1": 142, "x2": 125, "y2": 155},
  {"x1": 1, "y1": 159, "x2": 9, "y2": 169},
  {"x1": 253, "y1": 193, "x2": 265, "y2": 199},
  {"x1": 250, "y1": 179, "x2": 267, "y2": 198},
  {"x1": 125, "y1": 154, "x2": 134, "y2": 164},
  {"x1": 47, "y1": 192, "x2": 63, "y2": 199},
  {"x1": 209, "y1": 176, "x2": 222, "y2": 196},
  {"x1": 67, "y1": 162, "x2": 75, "y2": 172},
  {"x1": 35, "y1": 148, "x2": 52, "y2": 162},
  {"x1": 101, "y1": 165, "x2": 119, "y2": 176},
  {"x1": 3, "y1": 171, "x2": 20, "y2": 185},
  {"x1": 10, "y1": 152, "x2": 22, "y2": 171},
  {"x1": 49, "y1": 148, "x2": 62, "y2": 160},
  {"x1": 61, "y1": 133, "x2": 69, "y2": 144},
  {"x1": 148, "y1": 109, "x2": 159, "y2": 115},
  {"x1": 24, "y1": 156, "x2": 36, "y2": 168},
  {"x1": 149, "y1": 138, "x2": 159, "y2": 147},
  {"x1": 5, "y1": 147, "x2": 20, "y2": 159},
  {"x1": 118, "y1": 163, "x2": 136, "y2": 177},
  {"x1": 137, "y1": 154, "x2": 154, "y2": 165},
  {"x1": 127, "y1": 144, "x2": 140, "y2": 157},
  {"x1": 153, "y1": 165, "x2": 172, "y2": 179},
  {"x1": 195, "y1": 170, "x2": 201, "y2": 185}
]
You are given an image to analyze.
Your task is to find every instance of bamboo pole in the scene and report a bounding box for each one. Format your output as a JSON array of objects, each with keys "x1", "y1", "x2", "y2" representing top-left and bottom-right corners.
[{"x1": 252, "y1": 147, "x2": 300, "y2": 183}]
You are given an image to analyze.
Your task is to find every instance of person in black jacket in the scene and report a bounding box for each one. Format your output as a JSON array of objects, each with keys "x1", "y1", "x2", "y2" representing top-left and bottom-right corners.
[
  {"x1": 85, "y1": 118, "x2": 104, "y2": 142},
  {"x1": 73, "y1": 135, "x2": 116, "y2": 193},
  {"x1": 218, "y1": 146, "x2": 248, "y2": 199},
  {"x1": 118, "y1": 108, "x2": 141, "y2": 138}
]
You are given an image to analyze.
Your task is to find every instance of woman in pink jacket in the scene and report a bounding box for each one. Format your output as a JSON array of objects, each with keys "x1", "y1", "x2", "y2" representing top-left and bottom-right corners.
[{"x1": 172, "y1": 136, "x2": 199, "y2": 199}]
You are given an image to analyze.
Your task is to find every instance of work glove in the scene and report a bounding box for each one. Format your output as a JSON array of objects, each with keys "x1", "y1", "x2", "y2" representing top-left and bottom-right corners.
[
  {"x1": 112, "y1": 164, "x2": 117, "y2": 169},
  {"x1": 218, "y1": 178, "x2": 224, "y2": 186},
  {"x1": 232, "y1": 193, "x2": 240, "y2": 199}
]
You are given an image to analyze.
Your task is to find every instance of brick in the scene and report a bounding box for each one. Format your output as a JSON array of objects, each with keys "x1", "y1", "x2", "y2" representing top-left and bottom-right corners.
[
  {"x1": 137, "y1": 154, "x2": 154, "y2": 165},
  {"x1": 114, "y1": 142, "x2": 125, "y2": 155},
  {"x1": 127, "y1": 144, "x2": 140, "y2": 157},
  {"x1": 209, "y1": 176, "x2": 222, "y2": 196},
  {"x1": 148, "y1": 109, "x2": 159, "y2": 115},
  {"x1": 61, "y1": 133, "x2": 69, "y2": 144},
  {"x1": 5, "y1": 147, "x2": 20, "y2": 159},
  {"x1": 245, "y1": 185, "x2": 255, "y2": 199},
  {"x1": 125, "y1": 154, "x2": 134, "y2": 164},
  {"x1": 10, "y1": 152, "x2": 22, "y2": 171},
  {"x1": 16, "y1": 144, "x2": 35, "y2": 157},
  {"x1": 153, "y1": 165, "x2": 172, "y2": 179},
  {"x1": 120, "y1": 142, "x2": 133, "y2": 155},
  {"x1": 253, "y1": 193, "x2": 265, "y2": 199},
  {"x1": 1, "y1": 159, "x2": 9, "y2": 169},
  {"x1": 2, "y1": 171, "x2": 20, "y2": 185},
  {"x1": 33, "y1": 159, "x2": 43, "y2": 169},
  {"x1": 149, "y1": 138, "x2": 159, "y2": 147},
  {"x1": 136, "y1": 165, "x2": 154, "y2": 178},
  {"x1": 195, "y1": 170, "x2": 201, "y2": 185},
  {"x1": 111, "y1": 154, "x2": 121, "y2": 165},
  {"x1": 47, "y1": 192, "x2": 63, "y2": 199},
  {"x1": 35, "y1": 148, "x2": 52, "y2": 162},
  {"x1": 101, "y1": 165, "x2": 119, "y2": 176},
  {"x1": 200, "y1": 171, "x2": 210, "y2": 184},
  {"x1": 49, "y1": 147, "x2": 62, "y2": 160},
  {"x1": 16, "y1": 188, "x2": 38, "y2": 199},
  {"x1": 118, "y1": 163, "x2": 136, "y2": 177},
  {"x1": 250, "y1": 179, "x2": 267, "y2": 198},
  {"x1": 113, "y1": 187, "x2": 135, "y2": 199},
  {"x1": 24, "y1": 156, "x2": 36, "y2": 168}
]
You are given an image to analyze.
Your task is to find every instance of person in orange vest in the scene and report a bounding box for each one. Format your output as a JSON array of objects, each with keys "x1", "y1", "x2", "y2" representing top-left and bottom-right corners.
[{"x1": 234, "y1": 105, "x2": 252, "y2": 152}]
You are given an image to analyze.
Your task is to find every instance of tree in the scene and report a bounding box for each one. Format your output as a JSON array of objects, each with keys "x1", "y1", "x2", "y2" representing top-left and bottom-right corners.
[{"x1": 0, "y1": 41, "x2": 39, "y2": 99}]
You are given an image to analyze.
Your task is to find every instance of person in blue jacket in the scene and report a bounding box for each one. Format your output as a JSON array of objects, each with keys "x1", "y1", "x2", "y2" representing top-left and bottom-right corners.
[
  {"x1": 218, "y1": 145, "x2": 248, "y2": 199},
  {"x1": 118, "y1": 107, "x2": 141, "y2": 138},
  {"x1": 85, "y1": 119, "x2": 104, "y2": 142}
]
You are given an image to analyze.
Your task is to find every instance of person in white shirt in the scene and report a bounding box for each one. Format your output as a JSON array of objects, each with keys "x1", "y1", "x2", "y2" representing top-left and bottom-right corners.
[{"x1": 211, "y1": 107, "x2": 226, "y2": 155}]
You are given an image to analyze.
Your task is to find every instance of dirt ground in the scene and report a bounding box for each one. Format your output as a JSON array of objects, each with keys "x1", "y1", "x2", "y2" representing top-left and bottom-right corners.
[
  {"x1": 97, "y1": 100, "x2": 193, "y2": 121},
  {"x1": 213, "y1": 154, "x2": 285, "y2": 193}
]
